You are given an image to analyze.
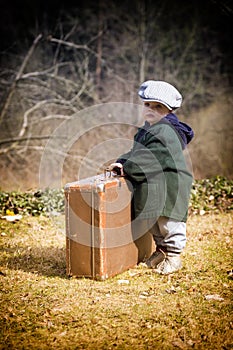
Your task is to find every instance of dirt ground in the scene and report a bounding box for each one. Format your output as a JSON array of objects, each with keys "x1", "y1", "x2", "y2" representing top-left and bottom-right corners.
[{"x1": 0, "y1": 213, "x2": 232, "y2": 349}]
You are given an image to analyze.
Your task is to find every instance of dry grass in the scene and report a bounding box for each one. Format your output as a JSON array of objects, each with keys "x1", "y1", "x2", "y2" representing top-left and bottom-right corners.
[{"x1": 0, "y1": 213, "x2": 232, "y2": 349}]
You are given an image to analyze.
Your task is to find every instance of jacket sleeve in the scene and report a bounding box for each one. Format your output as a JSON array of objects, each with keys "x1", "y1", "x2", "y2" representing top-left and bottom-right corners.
[{"x1": 116, "y1": 150, "x2": 133, "y2": 165}]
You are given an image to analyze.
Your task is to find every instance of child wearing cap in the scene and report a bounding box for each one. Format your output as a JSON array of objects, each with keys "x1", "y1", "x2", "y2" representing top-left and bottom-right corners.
[{"x1": 109, "y1": 80, "x2": 194, "y2": 275}]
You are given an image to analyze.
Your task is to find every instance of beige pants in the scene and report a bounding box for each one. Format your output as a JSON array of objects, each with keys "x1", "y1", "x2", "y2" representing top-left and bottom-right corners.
[{"x1": 132, "y1": 216, "x2": 186, "y2": 255}]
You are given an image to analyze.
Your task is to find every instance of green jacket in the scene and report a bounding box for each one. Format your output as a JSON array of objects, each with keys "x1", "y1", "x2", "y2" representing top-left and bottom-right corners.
[{"x1": 119, "y1": 120, "x2": 193, "y2": 222}]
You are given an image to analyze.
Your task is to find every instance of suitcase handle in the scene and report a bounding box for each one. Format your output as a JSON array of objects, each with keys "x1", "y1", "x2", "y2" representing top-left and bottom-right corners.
[
  {"x1": 105, "y1": 164, "x2": 124, "y2": 178},
  {"x1": 95, "y1": 168, "x2": 122, "y2": 193},
  {"x1": 104, "y1": 168, "x2": 114, "y2": 179}
]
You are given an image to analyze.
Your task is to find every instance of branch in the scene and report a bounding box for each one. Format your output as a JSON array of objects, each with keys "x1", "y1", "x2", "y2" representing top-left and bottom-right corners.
[
  {"x1": 0, "y1": 34, "x2": 43, "y2": 123},
  {"x1": 16, "y1": 34, "x2": 43, "y2": 81},
  {"x1": 30, "y1": 114, "x2": 71, "y2": 125},
  {"x1": 19, "y1": 62, "x2": 72, "y2": 79},
  {"x1": 18, "y1": 99, "x2": 77, "y2": 138},
  {"x1": 0, "y1": 135, "x2": 67, "y2": 147},
  {"x1": 47, "y1": 36, "x2": 99, "y2": 58}
]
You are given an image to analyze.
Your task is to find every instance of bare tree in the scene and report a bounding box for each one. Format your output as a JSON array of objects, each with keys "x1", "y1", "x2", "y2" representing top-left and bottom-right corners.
[
  {"x1": 0, "y1": 28, "x2": 107, "y2": 189},
  {"x1": 0, "y1": 1, "x2": 231, "y2": 189}
]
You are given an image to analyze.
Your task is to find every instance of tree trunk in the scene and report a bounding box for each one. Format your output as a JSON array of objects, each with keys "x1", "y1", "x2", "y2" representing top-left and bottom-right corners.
[
  {"x1": 139, "y1": 1, "x2": 147, "y2": 83},
  {"x1": 96, "y1": 0, "x2": 104, "y2": 97},
  {"x1": 0, "y1": 34, "x2": 42, "y2": 124}
]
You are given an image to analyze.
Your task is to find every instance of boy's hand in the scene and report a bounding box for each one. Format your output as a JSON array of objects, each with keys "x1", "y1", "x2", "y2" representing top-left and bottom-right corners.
[{"x1": 107, "y1": 163, "x2": 124, "y2": 176}]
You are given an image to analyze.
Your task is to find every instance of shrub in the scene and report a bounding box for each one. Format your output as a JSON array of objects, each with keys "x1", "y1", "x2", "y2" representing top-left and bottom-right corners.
[
  {"x1": 0, "y1": 176, "x2": 232, "y2": 216},
  {"x1": 0, "y1": 188, "x2": 65, "y2": 216},
  {"x1": 190, "y1": 175, "x2": 233, "y2": 214}
]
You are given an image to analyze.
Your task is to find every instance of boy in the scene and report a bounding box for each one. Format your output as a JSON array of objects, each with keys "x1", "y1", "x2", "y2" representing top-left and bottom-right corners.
[{"x1": 109, "y1": 80, "x2": 194, "y2": 274}]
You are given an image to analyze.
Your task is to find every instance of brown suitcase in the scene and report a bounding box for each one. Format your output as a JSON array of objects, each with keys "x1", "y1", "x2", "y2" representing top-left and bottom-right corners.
[{"x1": 65, "y1": 173, "x2": 155, "y2": 280}]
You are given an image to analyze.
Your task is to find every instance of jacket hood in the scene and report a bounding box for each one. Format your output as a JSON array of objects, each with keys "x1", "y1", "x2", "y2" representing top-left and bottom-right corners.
[{"x1": 164, "y1": 113, "x2": 194, "y2": 149}]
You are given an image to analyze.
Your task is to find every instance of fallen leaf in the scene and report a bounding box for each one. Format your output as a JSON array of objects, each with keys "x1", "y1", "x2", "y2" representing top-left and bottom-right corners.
[
  {"x1": 137, "y1": 262, "x2": 148, "y2": 268},
  {"x1": 117, "y1": 279, "x2": 129, "y2": 285},
  {"x1": 1, "y1": 214, "x2": 23, "y2": 222},
  {"x1": 6, "y1": 209, "x2": 15, "y2": 216},
  {"x1": 166, "y1": 286, "x2": 177, "y2": 294},
  {"x1": 59, "y1": 331, "x2": 67, "y2": 336},
  {"x1": 227, "y1": 270, "x2": 233, "y2": 279},
  {"x1": 171, "y1": 340, "x2": 184, "y2": 349},
  {"x1": 139, "y1": 295, "x2": 147, "y2": 299},
  {"x1": 205, "y1": 294, "x2": 224, "y2": 301}
]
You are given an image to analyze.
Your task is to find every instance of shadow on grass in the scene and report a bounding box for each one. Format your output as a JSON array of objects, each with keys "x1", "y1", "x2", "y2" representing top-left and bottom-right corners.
[{"x1": 2, "y1": 245, "x2": 68, "y2": 278}]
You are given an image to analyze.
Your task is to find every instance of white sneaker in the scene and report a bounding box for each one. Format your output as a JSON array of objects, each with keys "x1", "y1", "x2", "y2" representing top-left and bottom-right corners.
[
  {"x1": 146, "y1": 250, "x2": 166, "y2": 268},
  {"x1": 154, "y1": 255, "x2": 182, "y2": 275}
]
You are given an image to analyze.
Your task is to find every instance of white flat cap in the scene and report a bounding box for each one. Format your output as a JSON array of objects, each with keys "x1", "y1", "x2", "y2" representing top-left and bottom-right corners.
[{"x1": 138, "y1": 80, "x2": 182, "y2": 110}]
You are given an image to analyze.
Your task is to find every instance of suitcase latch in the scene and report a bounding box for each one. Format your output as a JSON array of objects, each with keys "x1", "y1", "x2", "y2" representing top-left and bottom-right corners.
[{"x1": 96, "y1": 183, "x2": 105, "y2": 193}]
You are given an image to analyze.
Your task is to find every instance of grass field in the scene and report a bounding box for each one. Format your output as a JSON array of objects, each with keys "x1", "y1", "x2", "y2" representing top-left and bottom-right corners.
[{"x1": 0, "y1": 213, "x2": 232, "y2": 349}]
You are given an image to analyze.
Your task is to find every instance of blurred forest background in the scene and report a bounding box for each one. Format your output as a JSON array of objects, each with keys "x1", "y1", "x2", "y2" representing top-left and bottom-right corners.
[{"x1": 0, "y1": 0, "x2": 232, "y2": 190}]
